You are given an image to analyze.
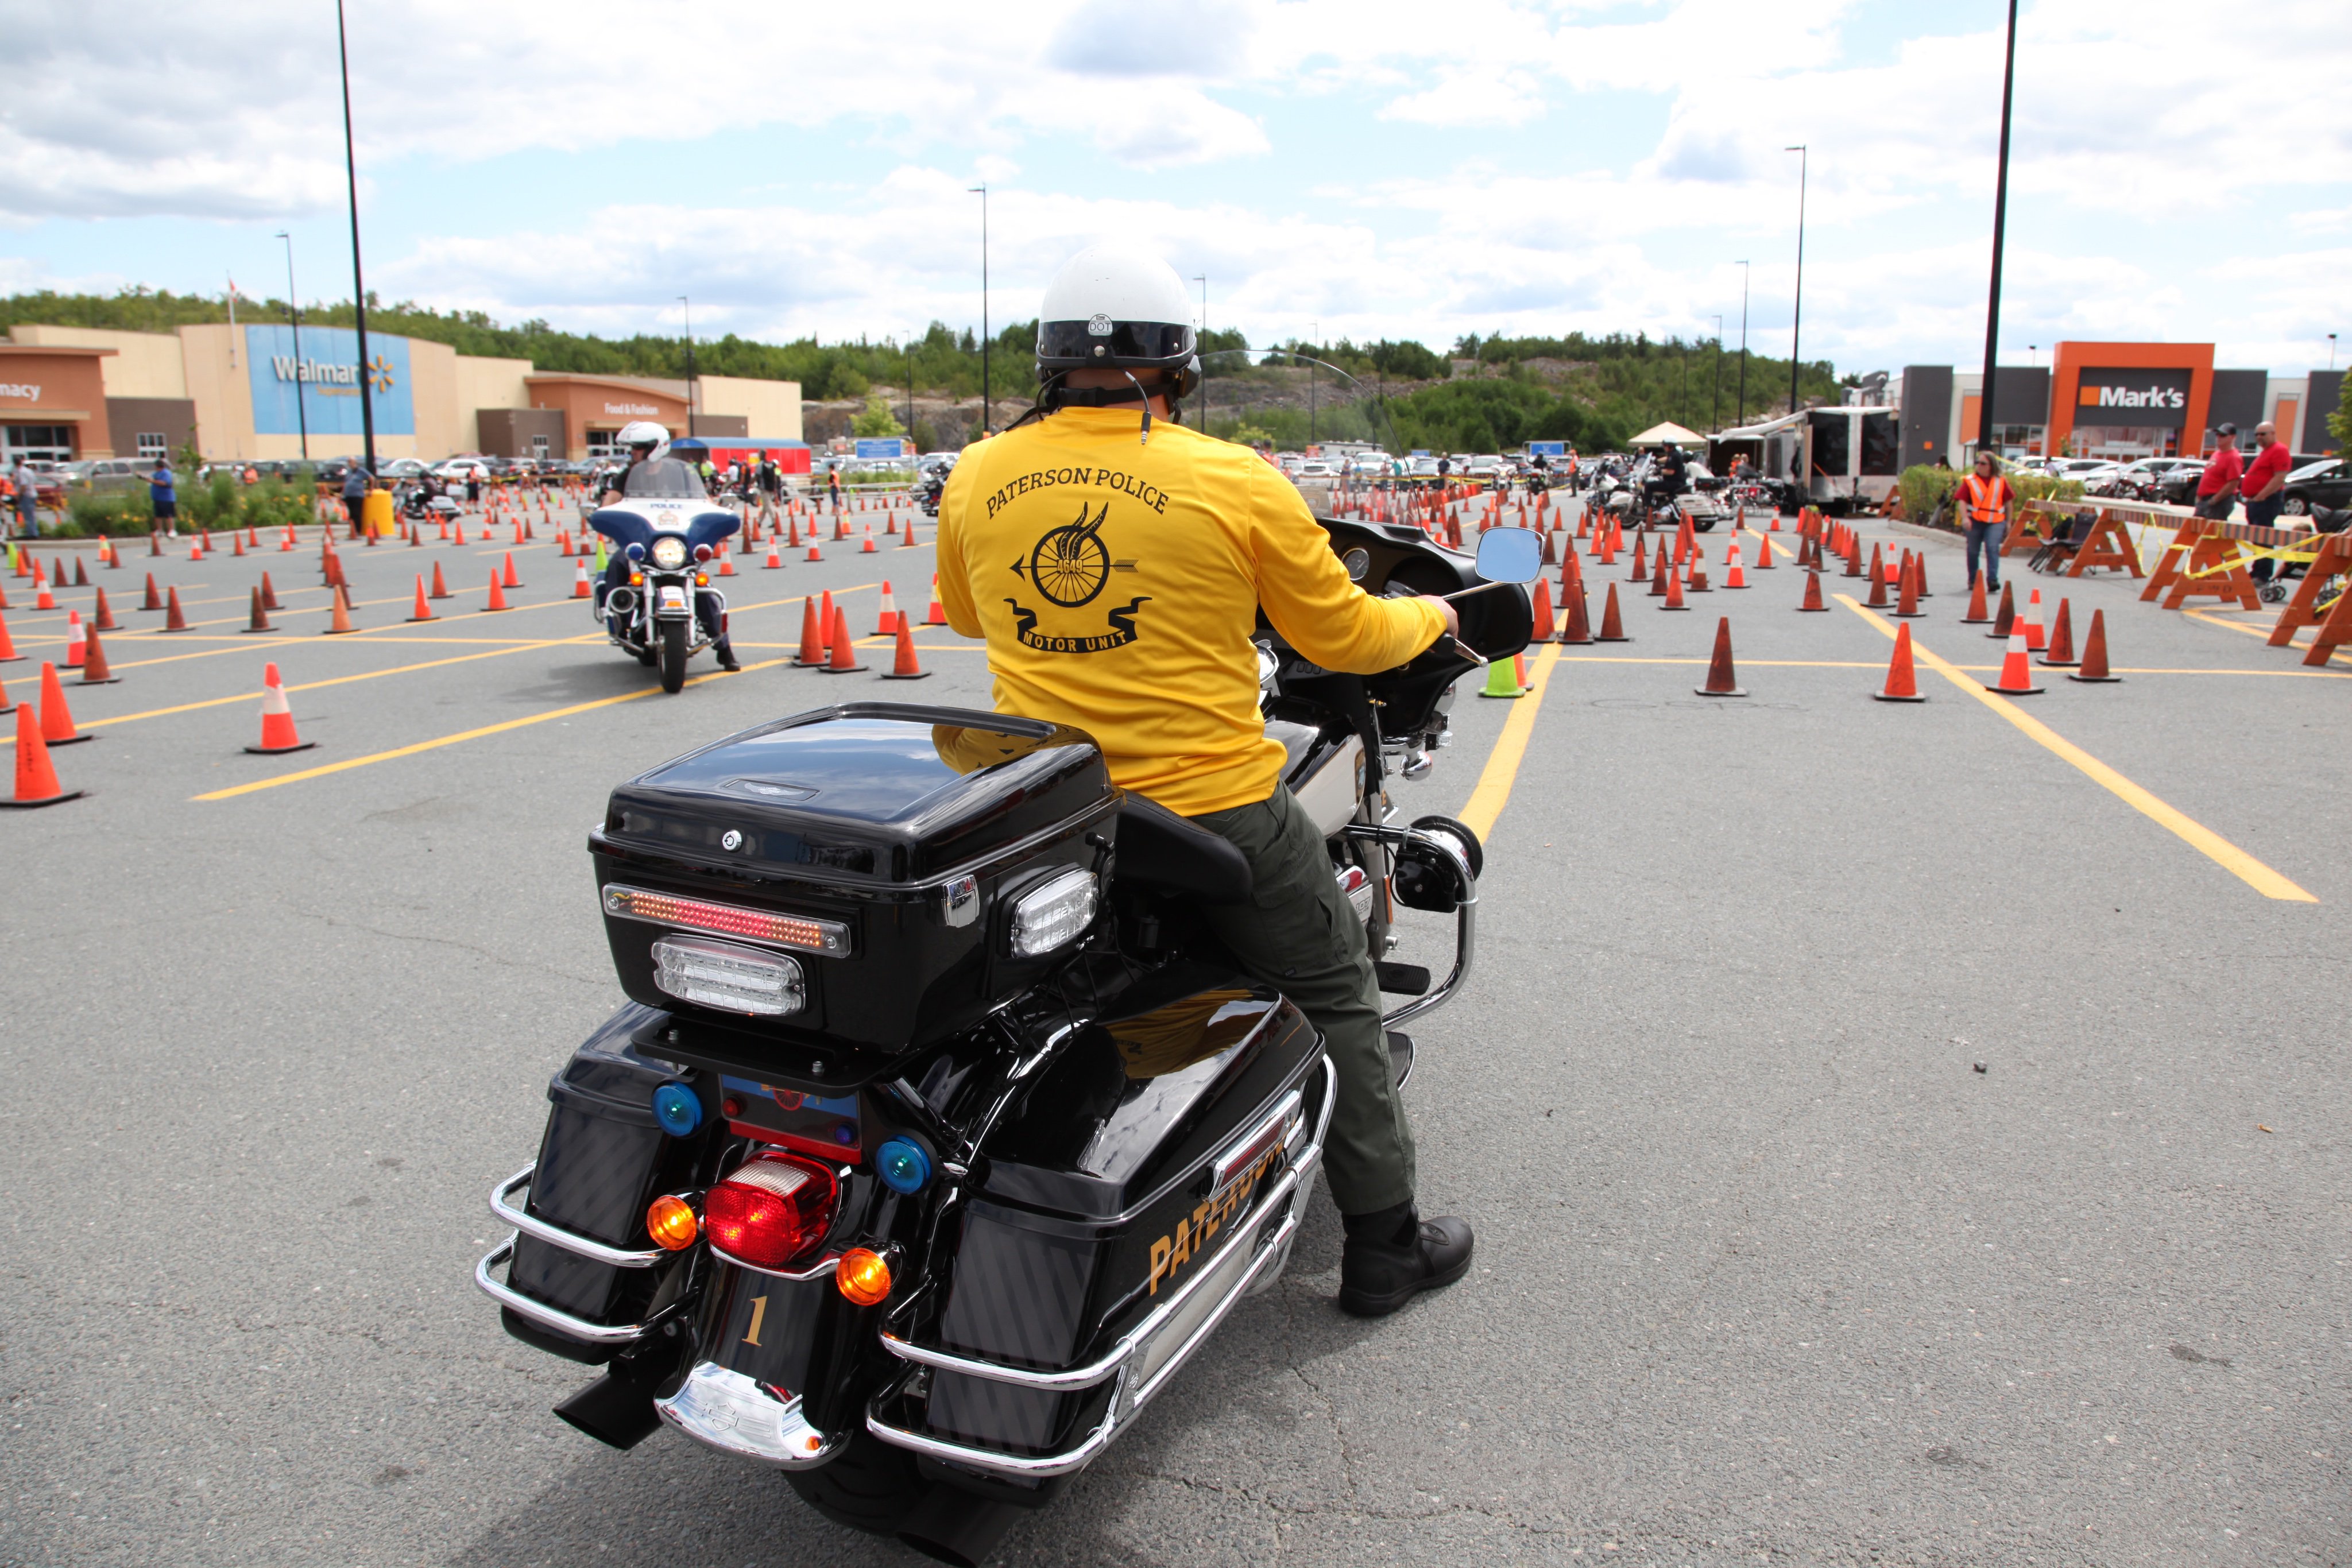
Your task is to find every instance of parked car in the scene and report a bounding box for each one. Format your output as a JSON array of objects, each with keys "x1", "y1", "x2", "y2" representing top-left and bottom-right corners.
[
  {"x1": 2281, "y1": 459, "x2": 2352, "y2": 516},
  {"x1": 430, "y1": 456, "x2": 492, "y2": 482},
  {"x1": 1293, "y1": 460, "x2": 1339, "y2": 479},
  {"x1": 2155, "y1": 460, "x2": 2208, "y2": 506}
]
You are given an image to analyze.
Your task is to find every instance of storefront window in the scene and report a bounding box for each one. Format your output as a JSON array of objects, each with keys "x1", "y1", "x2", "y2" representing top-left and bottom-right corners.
[
  {"x1": 3, "y1": 425, "x2": 75, "y2": 463},
  {"x1": 2068, "y1": 425, "x2": 2178, "y2": 460},
  {"x1": 136, "y1": 432, "x2": 168, "y2": 458}
]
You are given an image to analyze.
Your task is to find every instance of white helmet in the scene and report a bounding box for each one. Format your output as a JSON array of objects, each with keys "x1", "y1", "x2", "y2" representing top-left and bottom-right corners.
[
  {"x1": 1034, "y1": 242, "x2": 1200, "y2": 398},
  {"x1": 618, "y1": 419, "x2": 670, "y2": 458}
]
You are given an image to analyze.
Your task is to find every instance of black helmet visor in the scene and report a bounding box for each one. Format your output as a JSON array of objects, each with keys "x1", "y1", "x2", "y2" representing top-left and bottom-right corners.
[{"x1": 1036, "y1": 319, "x2": 1195, "y2": 365}]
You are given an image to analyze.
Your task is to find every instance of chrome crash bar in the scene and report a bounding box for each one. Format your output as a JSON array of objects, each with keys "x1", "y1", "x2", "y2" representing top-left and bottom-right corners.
[
  {"x1": 862, "y1": 1056, "x2": 1337, "y2": 1479},
  {"x1": 1345, "y1": 822, "x2": 1478, "y2": 1029},
  {"x1": 473, "y1": 1163, "x2": 679, "y2": 1348}
]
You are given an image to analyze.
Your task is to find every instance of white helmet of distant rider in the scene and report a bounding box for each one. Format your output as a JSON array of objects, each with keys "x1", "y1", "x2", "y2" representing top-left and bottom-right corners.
[{"x1": 617, "y1": 420, "x2": 670, "y2": 462}]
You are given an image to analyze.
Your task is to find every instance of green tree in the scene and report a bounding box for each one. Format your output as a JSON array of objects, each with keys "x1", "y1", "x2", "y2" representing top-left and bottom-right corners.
[{"x1": 851, "y1": 394, "x2": 906, "y2": 438}]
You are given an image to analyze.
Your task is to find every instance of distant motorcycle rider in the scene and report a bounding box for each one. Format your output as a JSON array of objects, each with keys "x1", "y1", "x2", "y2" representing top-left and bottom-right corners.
[
  {"x1": 937, "y1": 242, "x2": 1476, "y2": 1317},
  {"x1": 595, "y1": 420, "x2": 740, "y2": 671}
]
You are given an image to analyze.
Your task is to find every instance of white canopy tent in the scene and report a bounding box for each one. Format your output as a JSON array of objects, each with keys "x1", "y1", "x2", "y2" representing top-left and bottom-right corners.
[{"x1": 1629, "y1": 421, "x2": 1705, "y2": 447}]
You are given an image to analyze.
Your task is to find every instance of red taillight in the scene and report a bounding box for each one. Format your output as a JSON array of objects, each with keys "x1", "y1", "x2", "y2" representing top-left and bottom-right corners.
[{"x1": 705, "y1": 1152, "x2": 838, "y2": 1268}]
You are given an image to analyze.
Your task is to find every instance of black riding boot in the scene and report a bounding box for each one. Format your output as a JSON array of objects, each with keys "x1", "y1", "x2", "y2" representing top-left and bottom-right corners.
[{"x1": 1339, "y1": 1201, "x2": 1474, "y2": 1318}]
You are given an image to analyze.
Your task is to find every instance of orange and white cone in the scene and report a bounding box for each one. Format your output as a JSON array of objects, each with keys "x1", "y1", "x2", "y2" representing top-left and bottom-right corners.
[
  {"x1": 1722, "y1": 539, "x2": 1747, "y2": 589},
  {"x1": 34, "y1": 573, "x2": 56, "y2": 611},
  {"x1": 924, "y1": 575, "x2": 948, "y2": 626},
  {"x1": 63, "y1": 610, "x2": 86, "y2": 668},
  {"x1": 860, "y1": 526, "x2": 878, "y2": 554},
  {"x1": 1985, "y1": 627, "x2": 2043, "y2": 695},
  {"x1": 764, "y1": 539, "x2": 783, "y2": 569},
  {"x1": 872, "y1": 582, "x2": 899, "y2": 636},
  {"x1": 715, "y1": 544, "x2": 737, "y2": 577},
  {"x1": 245, "y1": 662, "x2": 315, "y2": 754},
  {"x1": 2022, "y1": 587, "x2": 2047, "y2": 652},
  {"x1": 572, "y1": 560, "x2": 592, "y2": 598},
  {"x1": 5, "y1": 700, "x2": 83, "y2": 807}
]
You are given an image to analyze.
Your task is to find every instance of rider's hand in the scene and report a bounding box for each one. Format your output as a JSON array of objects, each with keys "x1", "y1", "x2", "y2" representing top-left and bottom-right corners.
[{"x1": 1418, "y1": 595, "x2": 1460, "y2": 639}]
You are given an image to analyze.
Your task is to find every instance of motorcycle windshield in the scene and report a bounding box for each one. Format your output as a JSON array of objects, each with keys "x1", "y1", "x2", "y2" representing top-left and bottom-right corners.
[{"x1": 621, "y1": 459, "x2": 707, "y2": 500}]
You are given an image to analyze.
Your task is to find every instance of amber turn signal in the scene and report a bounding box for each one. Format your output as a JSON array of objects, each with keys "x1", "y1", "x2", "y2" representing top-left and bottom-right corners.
[
  {"x1": 646, "y1": 1193, "x2": 701, "y2": 1251},
  {"x1": 835, "y1": 1247, "x2": 892, "y2": 1306}
]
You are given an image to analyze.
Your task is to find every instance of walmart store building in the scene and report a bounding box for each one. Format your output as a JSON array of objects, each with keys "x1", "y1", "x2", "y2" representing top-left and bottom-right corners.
[{"x1": 0, "y1": 323, "x2": 801, "y2": 466}]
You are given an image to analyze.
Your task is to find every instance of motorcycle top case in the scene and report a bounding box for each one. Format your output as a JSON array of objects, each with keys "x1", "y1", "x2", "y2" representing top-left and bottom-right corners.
[{"x1": 590, "y1": 703, "x2": 1116, "y2": 1052}]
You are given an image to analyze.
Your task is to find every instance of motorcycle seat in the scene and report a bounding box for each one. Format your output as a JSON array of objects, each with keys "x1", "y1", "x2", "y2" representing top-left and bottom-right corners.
[{"x1": 1111, "y1": 795, "x2": 1254, "y2": 905}]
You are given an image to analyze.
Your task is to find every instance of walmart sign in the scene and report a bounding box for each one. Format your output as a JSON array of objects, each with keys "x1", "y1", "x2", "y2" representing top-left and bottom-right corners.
[{"x1": 245, "y1": 325, "x2": 414, "y2": 438}]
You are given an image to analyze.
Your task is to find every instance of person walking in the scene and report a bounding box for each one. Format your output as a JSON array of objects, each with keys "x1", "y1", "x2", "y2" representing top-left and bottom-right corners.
[
  {"x1": 2241, "y1": 420, "x2": 2293, "y2": 583},
  {"x1": 149, "y1": 456, "x2": 179, "y2": 538},
  {"x1": 341, "y1": 462, "x2": 372, "y2": 538},
  {"x1": 826, "y1": 462, "x2": 842, "y2": 514},
  {"x1": 1957, "y1": 450, "x2": 2017, "y2": 593},
  {"x1": 2195, "y1": 423, "x2": 2243, "y2": 522},
  {"x1": 10, "y1": 458, "x2": 39, "y2": 540}
]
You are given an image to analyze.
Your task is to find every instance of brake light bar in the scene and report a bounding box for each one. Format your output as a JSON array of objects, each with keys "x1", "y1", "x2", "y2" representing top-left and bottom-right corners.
[{"x1": 603, "y1": 884, "x2": 851, "y2": 956}]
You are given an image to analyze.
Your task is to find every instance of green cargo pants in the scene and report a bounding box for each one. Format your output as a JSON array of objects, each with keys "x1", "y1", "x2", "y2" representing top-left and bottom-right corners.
[{"x1": 1189, "y1": 786, "x2": 1416, "y2": 1216}]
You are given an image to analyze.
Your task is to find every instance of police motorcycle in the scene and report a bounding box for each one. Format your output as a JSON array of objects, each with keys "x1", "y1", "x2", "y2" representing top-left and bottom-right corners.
[
  {"x1": 473, "y1": 516, "x2": 1538, "y2": 1564},
  {"x1": 916, "y1": 458, "x2": 953, "y2": 518},
  {"x1": 589, "y1": 455, "x2": 740, "y2": 694}
]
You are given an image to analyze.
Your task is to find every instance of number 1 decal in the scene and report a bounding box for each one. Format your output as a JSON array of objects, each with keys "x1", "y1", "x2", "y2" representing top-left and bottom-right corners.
[{"x1": 744, "y1": 1294, "x2": 768, "y2": 1347}]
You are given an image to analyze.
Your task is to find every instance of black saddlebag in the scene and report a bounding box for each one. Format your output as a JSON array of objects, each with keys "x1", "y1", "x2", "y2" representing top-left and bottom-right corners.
[
  {"x1": 589, "y1": 704, "x2": 1117, "y2": 1052},
  {"x1": 502, "y1": 1004, "x2": 713, "y2": 1358},
  {"x1": 916, "y1": 966, "x2": 1329, "y2": 1459}
]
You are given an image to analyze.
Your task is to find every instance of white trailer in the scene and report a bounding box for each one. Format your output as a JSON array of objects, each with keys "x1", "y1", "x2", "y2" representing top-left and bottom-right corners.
[{"x1": 1708, "y1": 406, "x2": 1902, "y2": 514}]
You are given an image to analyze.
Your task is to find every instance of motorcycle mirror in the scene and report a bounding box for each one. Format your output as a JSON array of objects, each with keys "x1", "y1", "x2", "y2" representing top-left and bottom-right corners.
[{"x1": 1470, "y1": 526, "x2": 1544, "y2": 584}]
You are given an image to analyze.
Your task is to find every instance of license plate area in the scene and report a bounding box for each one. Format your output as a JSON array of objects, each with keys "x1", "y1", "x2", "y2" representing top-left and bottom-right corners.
[{"x1": 721, "y1": 1075, "x2": 861, "y2": 1160}]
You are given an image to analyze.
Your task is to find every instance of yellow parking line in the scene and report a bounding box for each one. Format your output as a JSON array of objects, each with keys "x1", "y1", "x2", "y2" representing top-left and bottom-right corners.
[
  {"x1": 195, "y1": 656, "x2": 793, "y2": 801},
  {"x1": 2183, "y1": 605, "x2": 2346, "y2": 665},
  {"x1": 1456, "y1": 642, "x2": 1561, "y2": 841},
  {"x1": 1836, "y1": 594, "x2": 2315, "y2": 902}
]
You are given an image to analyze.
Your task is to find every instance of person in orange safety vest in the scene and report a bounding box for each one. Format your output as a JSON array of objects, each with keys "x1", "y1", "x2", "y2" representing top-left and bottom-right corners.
[{"x1": 1957, "y1": 450, "x2": 2017, "y2": 593}]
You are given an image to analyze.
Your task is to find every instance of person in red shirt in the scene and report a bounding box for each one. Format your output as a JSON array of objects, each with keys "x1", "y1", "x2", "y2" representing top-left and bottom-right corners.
[
  {"x1": 2195, "y1": 423, "x2": 2243, "y2": 520},
  {"x1": 2240, "y1": 419, "x2": 2295, "y2": 580}
]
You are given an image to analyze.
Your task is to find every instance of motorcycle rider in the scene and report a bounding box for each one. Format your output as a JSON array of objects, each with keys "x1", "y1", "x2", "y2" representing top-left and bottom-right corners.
[
  {"x1": 595, "y1": 420, "x2": 740, "y2": 671},
  {"x1": 937, "y1": 242, "x2": 1476, "y2": 1317},
  {"x1": 1644, "y1": 440, "x2": 1688, "y2": 525}
]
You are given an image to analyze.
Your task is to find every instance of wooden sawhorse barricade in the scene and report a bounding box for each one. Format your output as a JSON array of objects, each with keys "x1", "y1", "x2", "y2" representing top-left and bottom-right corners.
[
  {"x1": 2016, "y1": 500, "x2": 2156, "y2": 578},
  {"x1": 2263, "y1": 531, "x2": 2352, "y2": 665},
  {"x1": 2139, "y1": 516, "x2": 2264, "y2": 610}
]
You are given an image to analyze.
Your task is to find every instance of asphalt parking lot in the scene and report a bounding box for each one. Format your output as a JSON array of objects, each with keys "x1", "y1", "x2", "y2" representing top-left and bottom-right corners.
[{"x1": 1, "y1": 491, "x2": 2346, "y2": 1568}]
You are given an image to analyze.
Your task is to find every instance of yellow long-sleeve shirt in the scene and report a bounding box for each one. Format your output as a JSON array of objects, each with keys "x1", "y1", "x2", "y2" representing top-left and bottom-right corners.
[{"x1": 937, "y1": 408, "x2": 1444, "y2": 816}]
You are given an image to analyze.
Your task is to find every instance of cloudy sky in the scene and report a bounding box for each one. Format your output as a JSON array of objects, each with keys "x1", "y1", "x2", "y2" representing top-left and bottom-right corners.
[{"x1": 3, "y1": 0, "x2": 2347, "y2": 375}]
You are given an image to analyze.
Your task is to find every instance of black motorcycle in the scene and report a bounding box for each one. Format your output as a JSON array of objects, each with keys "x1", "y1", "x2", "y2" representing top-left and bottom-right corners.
[
  {"x1": 475, "y1": 519, "x2": 1537, "y2": 1565},
  {"x1": 917, "y1": 468, "x2": 948, "y2": 518}
]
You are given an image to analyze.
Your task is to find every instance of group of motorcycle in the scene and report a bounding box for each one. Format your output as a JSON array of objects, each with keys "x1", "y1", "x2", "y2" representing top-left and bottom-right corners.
[{"x1": 474, "y1": 513, "x2": 1539, "y2": 1566}]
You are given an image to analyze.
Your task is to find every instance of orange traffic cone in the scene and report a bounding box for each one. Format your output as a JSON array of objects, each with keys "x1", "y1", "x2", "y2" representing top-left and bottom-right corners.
[
  {"x1": 485, "y1": 570, "x2": 509, "y2": 611},
  {"x1": 1695, "y1": 617, "x2": 1746, "y2": 696},
  {"x1": 245, "y1": 663, "x2": 315, "y2": 754},
  {"x1": 1529, "y1": 580, "x2": 1556, "y2": 641},
  {"x1": 2022, "y1": 587, "x2": 2047, "y2": 652},
  {"x1": 1874, "y1": 622, "x2": 1925, "y2": 701},
  {"x1": 1660, "y1": 560, "x2": 1689, "y2": 610},
  {"x1": 2039, "y1": 598, "x2": 2079, "y2": 667},
  {"x1": 262, "y1": 572, "x2": 283, "y2": 611},
  {"x1": 765, "y1": 539, "x2": 783, "y2": 569},
  {"x1": 880, "y1": 616, "x2": 930, "y2": 680},
  {"x1": 78, "y1": 624, "x2": 118, "y2": 685},
  {"x1": 716, "y1": 545, "x2": 737, "y2": 577},
  {"x1": 1558, "y1": 579, "x2": 1593, "y2": 644},
  {"x1": 163, "y1": 586, "x2": 192, "y2": 632},
  {"x1": 795, "y1": 595, "x2": 827, "y2": 666},
  {"x1": 34, "y1": 573, "x2": 55, "y2": 610},
  {"x1": 1985, "y1": 628, "x2": 2043, "y2": 695},
  {"x1": 408, "y1": 575, "x2": 438, "y2": 622},
  {"x1": 233, "y1": 532, "x2": 246, "y2": 557},
  {"x1": 1753, "y1": 532, "x2": 1774, "y2": 570},
  {"x1": 1798, "y1": 568, "x2": 1827, "y2": 611},
  {"x1": 2069, "y1": 609, "x2": 2122, "y2": 683},
  {"x1": 429, "y1": 560, "x2": 451, "y2": 599},
  {"x1": 1595, "y1": 581, "x2": 1630, "y2": 641},
  {"x1": 92, "y1": 587, "x2": 117, "y2": 631},
  {"x1": 1959, "y1": 572, "x2": 1991, "y2": 624},
  {"x1": 1987, "y1": 582, "x2": 2016, "y2": 639},
  {"x1": 5, "y1": 702, "x2": 83, "y2": 807},
  {"x1": 806, "y1": 541, "x2": 823, "y2": 562},
  {"x1": 142, "y1": 572, "x2": 163, "y2": 611},
  {"x1": 242, "y1": 586, "x2": 275, "y2": 633},
  {"x1": 501, "y1": 551, "x2": 521, "y2": 590},
  {"x1": 1722, "y1": 539, "x2": 1747, "y2": 589},
  {"x1": 572, "y1": 560, "x2": 592, "y2": 599},
  {"x1": 37, "y1": 663, "x2": 90, "y2": 746},
  {"x1": 63, "y1": 610, "x2": 84, "y2": 668},
  {"x1": 0, "y1": 607, "x2": 19, "y2": 663},
  {"x1": 820, "y1": 601, "x2": 868, "y2": 673},
  {"x1": 860, "y1": 526, "x2": 878, "y2": 554},
  {"x1": 1864, "y1": 544, "x2": 1889, "y2": 608},
  {"x1": 1629, "y1": 535, "x2": 1649, "y2": 583},
  {"x1": 924, "y1": 575, "x2": 947, "y2": 626},
  {"x1": 281, "y1": 524, "x2": 296, "y2": 551},
  {"x1": 74, "y1": 555, "x2": 90, "y2": 586},
  {"x1": 0, "y1": 670, "x2": 14, "y2": 713},
  {"x1": 324, "y1": 584, "x2": 359, "y2": 634},
  {"x1": 873, "y1": 582, "x2": 900, "y2": 637},
  {"x1": 1887, "y1": 552, "x2": 1923, "y2": 618}
]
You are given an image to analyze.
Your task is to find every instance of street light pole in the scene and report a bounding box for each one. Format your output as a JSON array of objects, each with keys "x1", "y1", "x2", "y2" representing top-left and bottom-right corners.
[
  {"x1": 1786, "y1": 146, "x2": 1808, "y2": 418},
  {"x1": 276, "y1": 230, "x2": 309, "y2": 462},
  {"x1": 968, "y1": 184, "x2": 989, "y2": 436},
  {"x1": 1309, "y1": 320, "x2": 1320, "y2": 446},
  {"x1": 1737, "y1": 261, "x2": 1750, "y2": 427},
  {"x1": 335, "y1": 0, "x2": 376, "y2": 475},
  {"x1": 678, "y1": 295, "x2": 694, "y2": 436},
  {"x1": 1976, "y1": 0, "x2": 2020, "y2": 459},
  {"x1": 1712, "y1": 313, "x2": 1723, "y2": 432}
]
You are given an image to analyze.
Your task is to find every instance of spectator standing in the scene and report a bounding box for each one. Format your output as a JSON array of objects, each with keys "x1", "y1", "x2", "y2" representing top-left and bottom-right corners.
[
  {"x1": 149, "y1": 458, "x2": 179, "y2": 538},
  {"x1": 827, "y1": 463, "x2": 842, "y2": 513},
  {"x1": 10, "y1": 458, "x2": 38, "y2": 540},
  {"x1": 465, "y1": 469, "x2": 482, "y2": 506},
  {"x1": 2195, "y1": 423, "x2": 2243, "y2": 522},
  {"x1": 1956, "y1": 450, "x2": 2017, "y2": 593},
  {"x1": 341, "y1": 462, "x2": 372, "y2": 537},
  {"x1": 2241, "y1": 420, "x2": 2293, "y2": 582}
]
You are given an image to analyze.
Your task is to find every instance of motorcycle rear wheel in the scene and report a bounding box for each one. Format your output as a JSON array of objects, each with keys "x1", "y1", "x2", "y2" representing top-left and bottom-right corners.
[
  {"x1": 783, "y1": 1427, "x2": 930, "y2": 1535},
  {"x1": 659, "y1": 618, "x2": 688, "y2": 693}
]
